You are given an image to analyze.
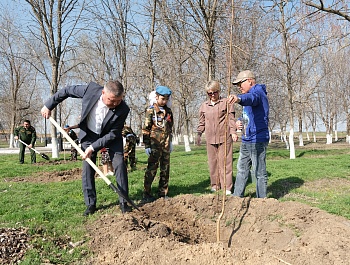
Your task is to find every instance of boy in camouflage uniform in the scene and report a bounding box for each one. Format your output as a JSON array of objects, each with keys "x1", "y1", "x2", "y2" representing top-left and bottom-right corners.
[
  {"x1": 122, "y1": 124, "x2": 139, "y2": 171},
  {"x1": 142, "y1": 86, "x2": 173, "y2": 202},
  {"x1": 14, "y1": 120, "x2": 37, "y2": 164}
]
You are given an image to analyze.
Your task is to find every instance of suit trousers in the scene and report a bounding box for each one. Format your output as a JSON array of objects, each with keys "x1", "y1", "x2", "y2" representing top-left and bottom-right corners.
[
  {"x1": 206, "y1": 140, "x2": 233, "y2": 192},
  {"x1": 81, "y1": 138, "x2": 128, "y2": 207}
]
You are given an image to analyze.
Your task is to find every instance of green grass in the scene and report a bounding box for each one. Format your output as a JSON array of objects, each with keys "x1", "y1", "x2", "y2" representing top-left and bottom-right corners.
[{"x1": 1, "y1": 142, "x2": 350, "y2": 264}]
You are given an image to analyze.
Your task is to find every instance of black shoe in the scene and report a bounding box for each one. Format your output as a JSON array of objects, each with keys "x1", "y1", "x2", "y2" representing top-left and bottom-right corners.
[
  {"x1": 83, "y1": 205, "x2": 96, "y2": 216},
  {"x1": 142, "y1": 194, "x2": 156, "y2": 204},
  {"x1": 20, "y1": 161, "x2": 24, "y2": 164},
  {"x1": 119, "y1": 203, "x2": 132, "y2": 213}
]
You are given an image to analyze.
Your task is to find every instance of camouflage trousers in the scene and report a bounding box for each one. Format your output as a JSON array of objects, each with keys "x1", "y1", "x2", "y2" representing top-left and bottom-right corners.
[
  {"x1": 70, "y1": 146, "x2": 78, "y2": 161},
  {"x1": 124, "y1": 143, "x2": 136, "y2": 169},
  {"x1": 144, "y1": 146, "x2": 170, "y2": 197}
]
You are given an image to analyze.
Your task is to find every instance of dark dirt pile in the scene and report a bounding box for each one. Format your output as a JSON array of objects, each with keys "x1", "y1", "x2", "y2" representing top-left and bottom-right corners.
[
  {"x1": 0, "y1": 227, "x2": 30, "y2": 264},
  {"x1": 85, "y1": 194, "x2": 350, "y2": 265}
]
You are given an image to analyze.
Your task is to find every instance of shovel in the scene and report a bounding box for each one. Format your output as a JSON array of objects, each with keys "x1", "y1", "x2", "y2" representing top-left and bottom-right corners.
[
  {"x1": 48, "y1": 117, "x2": 139, "y2": 211},
  {"x1": 18, "y1": 139, "x2": 50, "y2": 160}
]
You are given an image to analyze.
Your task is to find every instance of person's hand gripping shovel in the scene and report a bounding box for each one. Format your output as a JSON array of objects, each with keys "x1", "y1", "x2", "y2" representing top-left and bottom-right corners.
[
  {"x1": 18, "y1": 139, "x2": 50, "y2": 160},
  {"x1": 48, "y1": 117, "x2": 139, "y2": 211}
]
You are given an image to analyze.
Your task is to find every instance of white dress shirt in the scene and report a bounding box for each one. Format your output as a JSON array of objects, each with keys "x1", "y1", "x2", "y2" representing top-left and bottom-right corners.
[{"x1": 87, "y1": 96, "x2": 109, "y2": 134}]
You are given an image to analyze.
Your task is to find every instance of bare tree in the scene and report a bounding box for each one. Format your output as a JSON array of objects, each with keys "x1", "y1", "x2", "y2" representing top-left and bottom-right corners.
[
  {"x1": 262, "y1": 1, "x2": 334, "y2": 158},
  {"x1": 24, "y1": 0, "x2": 85, "y2": 158},
  {"x1": 0, "y1": 13, "x2": 42, "y2": 148},
  {"x1": 172, "y1": 0, "x2": 219, "y2": 80},
  {"x1": 304, "y1": 0, "x2": 350, "y2": 22}
]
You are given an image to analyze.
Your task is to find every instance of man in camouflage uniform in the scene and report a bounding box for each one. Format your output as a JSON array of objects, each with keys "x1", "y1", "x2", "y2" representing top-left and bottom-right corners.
[
  {"x1": 64, "y1": 125, "x2": 79, "y2": 161},
  {"x1": 14, "y1": 120, "x2": 37, "y2": 164},
  {"x1": 142, "y1": 86, "x2": 173, "y2": 202},
  {"x1": 122, "y1": 124, "x2": 139, "y2": 171}
]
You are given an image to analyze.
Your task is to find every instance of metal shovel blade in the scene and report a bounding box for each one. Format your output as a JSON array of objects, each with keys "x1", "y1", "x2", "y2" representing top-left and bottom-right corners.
[{"x1": 18, "y1": 139, "x2": 50, "y2": 160}]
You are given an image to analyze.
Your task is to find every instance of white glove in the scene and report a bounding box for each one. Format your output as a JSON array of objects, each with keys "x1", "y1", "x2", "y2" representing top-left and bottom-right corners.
[
  {"x1": 145, "y1": 148, "x2": 152, "y2": 157},
  {"x1": 169, "y1": 142, "x2": 173, "y2": 153}
]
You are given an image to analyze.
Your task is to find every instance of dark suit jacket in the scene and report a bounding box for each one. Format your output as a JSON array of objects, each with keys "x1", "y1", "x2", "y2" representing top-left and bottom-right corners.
[{"x1": 44, "y1": 82, "x2": 130, "y2": 154}]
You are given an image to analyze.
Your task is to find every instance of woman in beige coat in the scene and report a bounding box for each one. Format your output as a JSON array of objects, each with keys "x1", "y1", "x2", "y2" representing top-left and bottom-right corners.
[{"x1": 197, "y1": 80, "x2": 238, "y2": 195}]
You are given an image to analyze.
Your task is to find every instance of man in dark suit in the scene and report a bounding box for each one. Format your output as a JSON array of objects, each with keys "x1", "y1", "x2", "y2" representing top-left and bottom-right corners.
[{"x1": 41, "y1": 80, "x2": 131, "y2": 215}]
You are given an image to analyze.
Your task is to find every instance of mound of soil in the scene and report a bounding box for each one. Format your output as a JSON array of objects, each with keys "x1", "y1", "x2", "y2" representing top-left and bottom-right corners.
[{"x1": 86, "y1": 194, "x2": 350, "y2": 265}]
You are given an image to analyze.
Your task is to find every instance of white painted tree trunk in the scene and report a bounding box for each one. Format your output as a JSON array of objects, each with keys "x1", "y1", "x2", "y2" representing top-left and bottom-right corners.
[
  {"x1": 283, "y1": 133, "x2": 289, "y2": 149},
  {"x1": 189, "y1": 134, "x2": 193, "y2": 143},
  {"x1": 51, "y1": 137, "x2": 59, "y2": 158},
  {"x1": 306, "y1": 132, "x2": 310, "y2": 141},
  {"x1": 9, "y1": 134, "x2": 15, "y2": 148},
  {"x1": 289, "y1": 129, "x2": 295, "y2": 159},
  {"x1": 183, "y1": 135, "x2": 191, "y2": 152},
  {"x1": 326, "y1": 134, "x2": 332, "y2": 144},
  {"x1": 298, "y1": 133, "x2": 304, "y2": 146},
  {"x1": 334, "y1": 130, "x2": 338, "y2": 142}
]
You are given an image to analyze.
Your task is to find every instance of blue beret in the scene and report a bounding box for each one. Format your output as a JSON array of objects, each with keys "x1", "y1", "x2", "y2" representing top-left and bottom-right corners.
[
  {"x1": 156, "y1": 86, "x2": 172, "y2": 96},
  {"x1": 64, "y1": 124, "x2": 69, "y2": 128}
]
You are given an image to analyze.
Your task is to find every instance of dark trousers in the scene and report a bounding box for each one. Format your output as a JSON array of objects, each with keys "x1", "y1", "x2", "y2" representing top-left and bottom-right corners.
[{"x1": 81, "y1": 138, "x2": 128, "y2": 207}]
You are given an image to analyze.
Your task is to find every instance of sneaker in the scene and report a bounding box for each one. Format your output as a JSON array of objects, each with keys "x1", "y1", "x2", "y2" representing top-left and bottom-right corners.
[
  {"x1": 210, "y1": 187, "x2": 216, "y2": 192},
  {"x1": 226, "y1": 190, "x2": 232, "y2": 195}
]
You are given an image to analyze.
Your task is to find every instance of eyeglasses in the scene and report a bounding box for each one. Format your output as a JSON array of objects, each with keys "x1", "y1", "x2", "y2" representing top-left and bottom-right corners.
[
  {"x1": 207, "y1": 91, "x2": 219, "y2": 96},
  {"x1": 237, "y1": 79, "x2": 248, "y2": 87}
]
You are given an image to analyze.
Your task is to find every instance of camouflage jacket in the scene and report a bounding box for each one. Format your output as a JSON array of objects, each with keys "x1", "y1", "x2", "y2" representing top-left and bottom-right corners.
[
  {"x1": 122, "y1": 125, "x2": 138, "y2": 153},
  {"x1": 14, "y1": 125, "x2": 36, "y2": 145},
  {"x1": 142, "y1": 105, "x2": 173, "y2": 149}
]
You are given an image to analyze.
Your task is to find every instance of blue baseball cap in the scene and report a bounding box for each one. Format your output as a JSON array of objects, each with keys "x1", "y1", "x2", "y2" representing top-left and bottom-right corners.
[{"x1": 156, "y1": 86, "x2": 172, "y2": 96}]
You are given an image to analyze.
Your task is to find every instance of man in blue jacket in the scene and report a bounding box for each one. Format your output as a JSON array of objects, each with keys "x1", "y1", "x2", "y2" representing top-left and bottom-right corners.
[
  {"x1": 41, "y1": 80, "x2": 132, "y2": 215},
  {"x1": 229, "y1": 70, "x2": 269, "y2": 198}
]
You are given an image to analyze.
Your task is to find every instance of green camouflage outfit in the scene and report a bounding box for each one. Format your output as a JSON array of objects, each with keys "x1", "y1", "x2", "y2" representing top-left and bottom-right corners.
[
  {"x1": 14, "y1": 124, "x2": 37, "y2": 164},
  {"x1": 122, "y1": 125, "x2": 138, "y2": 170},
  {"x1": 142, "y1": 104, "x2": 173, "y2": 197},
  {"x1": 67, "y1": 129, "x2": 79, "y2": 161}
]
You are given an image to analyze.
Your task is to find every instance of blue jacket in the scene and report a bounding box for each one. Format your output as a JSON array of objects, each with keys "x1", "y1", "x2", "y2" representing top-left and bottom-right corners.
[{"x1": 239, "y1": 84, "x2": 269, "y2": 143}]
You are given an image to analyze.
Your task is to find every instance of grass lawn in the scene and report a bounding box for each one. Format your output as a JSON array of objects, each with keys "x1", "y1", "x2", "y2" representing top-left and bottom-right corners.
[{"x1": 0, "y1": 140, "x2": 349, "y2": 264}]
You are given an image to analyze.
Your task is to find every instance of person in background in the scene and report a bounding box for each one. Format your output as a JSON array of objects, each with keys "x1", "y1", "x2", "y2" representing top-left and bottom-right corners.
[
  {"x1": 64, "y1": 124, "x2": 79, "y2": 161},
  {"x1": 122, "y1": 123, "x2": 139, "y2": 171},
  {"x1": 100, "y1": 147, "x2": 114, "y2": 176},
  {"x1": 41, "y1": 80, "x2": 132, "y2": 215},
  {"x1": 14, "y1": 120, "x2": 37, "y2": 164},
  {"x1": 66, "y1": 124, "x2": 113, "y2": 174},
  {"x1": 197, "y1": 80, "x2": 238, "y2": 195},
  {"x1": 229, "y1": 70, "x2": 269, "y2": 198},
  {"x1": 142, "y1": 86, "x2": 174, "y2": 203}
]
